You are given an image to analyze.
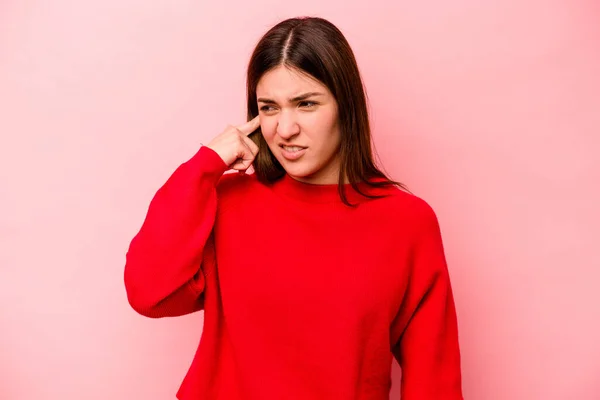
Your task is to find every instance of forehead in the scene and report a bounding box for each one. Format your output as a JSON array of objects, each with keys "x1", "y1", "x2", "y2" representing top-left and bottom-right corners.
[{"x1": 256, "y1": 65, "x2": 329, "y2": 97}]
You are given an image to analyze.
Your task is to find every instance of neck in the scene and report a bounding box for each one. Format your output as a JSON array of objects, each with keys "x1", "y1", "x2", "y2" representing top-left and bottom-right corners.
[{"x1": 269, "y1": 173, "x2": 386, "y2": 205}]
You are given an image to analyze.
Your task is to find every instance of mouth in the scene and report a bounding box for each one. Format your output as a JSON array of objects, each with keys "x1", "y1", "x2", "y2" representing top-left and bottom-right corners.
[
  {"x1": 279, "y1": 144, "x2": 308, "y2": 161},
  {"x1": 280, "y1": 144, "x2": 307, "y2": 151}
]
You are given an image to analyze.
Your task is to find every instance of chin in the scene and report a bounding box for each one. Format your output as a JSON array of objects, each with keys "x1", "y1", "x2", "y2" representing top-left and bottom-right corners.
[{"x1": 280, "y1": 162, "x2": 316, "y2": 179}]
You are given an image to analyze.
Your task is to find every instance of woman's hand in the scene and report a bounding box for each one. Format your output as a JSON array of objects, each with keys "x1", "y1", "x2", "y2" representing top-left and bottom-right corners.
[{"x1": 206, "y1": 116, "x2": 261, "y2": 173}]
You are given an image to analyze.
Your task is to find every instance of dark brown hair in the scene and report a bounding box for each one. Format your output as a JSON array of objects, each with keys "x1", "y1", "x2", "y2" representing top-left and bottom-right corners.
[{"x1": 246, "y1": 16, "x2": 407, "y2": 206}]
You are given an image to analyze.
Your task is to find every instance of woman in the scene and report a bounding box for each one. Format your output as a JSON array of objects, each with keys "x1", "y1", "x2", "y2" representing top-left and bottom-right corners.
[{"x1": 124, "y1": 16, "x2": 463, "y2": 400}]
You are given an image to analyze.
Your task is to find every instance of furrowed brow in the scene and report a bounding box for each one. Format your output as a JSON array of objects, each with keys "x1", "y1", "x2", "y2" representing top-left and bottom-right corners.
[
  {"x1": 289, "y1": 92, "x2": 324, "y2": 102},
  {"x1": 257, "y1": 92, "x2": 324, "y2": 104}
]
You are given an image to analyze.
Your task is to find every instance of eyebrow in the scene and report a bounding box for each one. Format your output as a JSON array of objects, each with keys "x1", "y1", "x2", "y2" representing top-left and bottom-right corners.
[{"x1": 257, "y1": 91, "x2": 325, "y2": 104}]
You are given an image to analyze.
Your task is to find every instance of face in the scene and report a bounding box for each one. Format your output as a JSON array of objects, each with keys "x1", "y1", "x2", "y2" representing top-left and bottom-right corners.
[{"x1": 256, "y1": 65, "x2": 342, "y2": 185}]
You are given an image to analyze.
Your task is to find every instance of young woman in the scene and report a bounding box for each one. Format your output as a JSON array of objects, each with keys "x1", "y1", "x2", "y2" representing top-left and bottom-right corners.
[{"x1": 124, "y1": 16, "x2": 463, "y2": 400}]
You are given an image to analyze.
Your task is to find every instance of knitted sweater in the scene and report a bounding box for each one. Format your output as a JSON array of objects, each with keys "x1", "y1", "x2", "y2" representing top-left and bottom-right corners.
[{"x1": 124, "y1": 146, "x2": 463, "y2": 399}]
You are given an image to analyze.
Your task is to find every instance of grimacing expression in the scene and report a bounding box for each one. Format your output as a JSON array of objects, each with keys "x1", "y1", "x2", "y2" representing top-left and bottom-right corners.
[{"x1": 256, "y1": 65, "x2": 342, "y2": 185}]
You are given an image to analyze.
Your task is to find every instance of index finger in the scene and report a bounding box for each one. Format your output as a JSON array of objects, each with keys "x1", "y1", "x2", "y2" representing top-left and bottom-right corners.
[{"x1": 236, "y1": 115, "x2": 261, "y2": 136}]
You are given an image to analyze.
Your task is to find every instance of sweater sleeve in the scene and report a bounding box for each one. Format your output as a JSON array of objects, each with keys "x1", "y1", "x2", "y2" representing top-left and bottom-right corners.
[
  {"x1": 390, "y1": 202, "x2": 463, "y2": 399},
  {"x1": 123, "y1": 146, "x2": 228, "y2": 318}
]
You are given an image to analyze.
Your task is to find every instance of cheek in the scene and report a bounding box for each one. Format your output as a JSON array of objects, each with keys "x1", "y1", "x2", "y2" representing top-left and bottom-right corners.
[
  {"x1": 301, "y1": 111, "x2": 334, "y2": 135},
  {"x1": 325, "y1": 109, "x2": 339, "y2": 132},
  {"x1": 260, "y1": 120, "x2": 277, "y2": 142},
  {"x1": 313, "y1": 111, "x2": 340, "y2": 146}
]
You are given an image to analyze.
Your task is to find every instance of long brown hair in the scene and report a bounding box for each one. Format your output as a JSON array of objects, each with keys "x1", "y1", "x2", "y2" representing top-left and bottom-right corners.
[{"x1": 246, "y1": 16, "x2": 407, "y2": 206}]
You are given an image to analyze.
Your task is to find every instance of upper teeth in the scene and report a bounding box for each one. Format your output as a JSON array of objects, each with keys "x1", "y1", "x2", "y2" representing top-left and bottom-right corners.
[{"x1": 283, "y1": 146, "x2": 303, "y2": 152}]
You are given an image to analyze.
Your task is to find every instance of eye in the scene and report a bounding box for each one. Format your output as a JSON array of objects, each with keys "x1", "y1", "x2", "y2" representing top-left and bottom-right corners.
[
  {"x1": 299, "y1": 101, "x2": 317, "y2": 108},
  {"x1": 260, "y1": 105, "x2": 276, "y2": 112}
]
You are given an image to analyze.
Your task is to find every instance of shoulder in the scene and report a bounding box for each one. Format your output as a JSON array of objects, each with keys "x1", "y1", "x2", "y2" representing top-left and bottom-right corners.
[
  {"x1": 374, "y1": 186, "x2": 442, "y2": 237},
  {"x1": 380, "y1": 190, "x2": 449, "y2": 277},
  {"x1": 216, "y1": 171, "x2": 263, "y2": 201},
  {"x1": 378, "y1": 186, "x2": 438, "y2": 221}
]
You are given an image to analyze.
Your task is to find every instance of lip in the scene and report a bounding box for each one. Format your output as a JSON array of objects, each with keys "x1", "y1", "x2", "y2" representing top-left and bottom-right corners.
[{"x1": 279, "y1": 144, "x2": 307, "y2": 161}]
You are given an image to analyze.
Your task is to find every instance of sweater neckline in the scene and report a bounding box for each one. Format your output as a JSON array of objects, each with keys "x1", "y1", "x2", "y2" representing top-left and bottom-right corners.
[{"x1": 270, "y1": 173, "x2": 388, "y2": 204}]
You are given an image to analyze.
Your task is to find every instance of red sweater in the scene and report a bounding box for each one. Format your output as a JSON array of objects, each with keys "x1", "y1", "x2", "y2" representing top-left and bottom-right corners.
[{"x1": 124, "y1": 146, "x2": 463, "y2": 400}]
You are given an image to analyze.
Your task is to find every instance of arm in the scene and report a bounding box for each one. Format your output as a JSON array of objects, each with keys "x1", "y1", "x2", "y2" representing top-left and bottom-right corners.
[
  {"x1": 123, "y1": 146, "x2": 228, "y2": 318},
  {"x1": 391, "y1": 203, "x2": 463, "y2": 399}
]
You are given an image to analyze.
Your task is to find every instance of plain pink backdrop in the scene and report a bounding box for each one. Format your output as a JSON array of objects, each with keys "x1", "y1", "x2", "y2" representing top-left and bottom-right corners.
[{"x1": 1, "y1": 1, "x2": 599, "y2": 399}]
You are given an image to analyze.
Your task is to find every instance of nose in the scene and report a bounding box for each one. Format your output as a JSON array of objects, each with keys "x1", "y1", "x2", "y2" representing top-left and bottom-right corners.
[{"x1": 276, "y1": 110, "x2": 300, "y2": 139}]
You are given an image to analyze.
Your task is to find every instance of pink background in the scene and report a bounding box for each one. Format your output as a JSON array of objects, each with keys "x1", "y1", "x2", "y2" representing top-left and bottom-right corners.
[{"x1": 1, "y1": 1, "x2": 599, "y2": 399}]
